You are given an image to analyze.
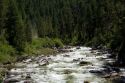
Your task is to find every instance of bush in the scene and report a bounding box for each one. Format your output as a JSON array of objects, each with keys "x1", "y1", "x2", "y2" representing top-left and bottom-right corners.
[
  {"x1": 70, "y1": 36, "x2": 78, "y2": 45},
  {"x1": 24, "y1": 37, "x2": 63, "y2": 55},
  {"x1": 0, "y1": 43, "x2": 16, "y2": 63},
  {"x1": 53, "y1": 38, "x2": 63, "y2": 48},
  {"x1": 41, "y1": 37, "x2": 55, "y2": 47},
  {"x1": 0, "y1": 44, "x2": 15, "y2": 55},
  {"x1": 29, "y1": 37, "x2": 63, "y2": 49}
]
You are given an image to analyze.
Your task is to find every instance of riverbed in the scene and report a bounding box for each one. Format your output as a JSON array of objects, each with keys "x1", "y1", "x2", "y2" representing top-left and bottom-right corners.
[{"x1": 3, "y1": 47, "x2": 125, "y2": 83}]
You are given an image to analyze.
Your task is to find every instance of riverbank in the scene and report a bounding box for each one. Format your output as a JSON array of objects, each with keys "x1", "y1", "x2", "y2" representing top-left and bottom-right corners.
[
  {"x1": 0, "y1": 45, "x2": 74, "y2": 82},
  {"x1": 0, "y1": 48, "x2": 56, "y2": 82},
  {"x1": 0, "y1": 37, "x2": 64, "y2": 79},
  {"x1": 2, "y1": 46, "x2": 125, "y2": 83}
]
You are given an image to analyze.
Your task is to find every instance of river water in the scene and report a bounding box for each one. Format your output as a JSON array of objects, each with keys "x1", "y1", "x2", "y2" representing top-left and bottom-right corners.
[{"x1": 4, "y1": 47, "x2": 125, "y2": 83}]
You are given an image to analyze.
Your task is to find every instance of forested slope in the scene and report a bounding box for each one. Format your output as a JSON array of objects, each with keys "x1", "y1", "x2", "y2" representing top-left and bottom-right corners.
[{"x1": 0, "y1": 0, "x2": 125, "y2": 64}]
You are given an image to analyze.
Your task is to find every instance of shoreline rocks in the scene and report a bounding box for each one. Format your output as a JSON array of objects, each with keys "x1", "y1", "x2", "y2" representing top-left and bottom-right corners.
[{"x1": 2, "y1": 46, "x2": 125, "y2": 83}]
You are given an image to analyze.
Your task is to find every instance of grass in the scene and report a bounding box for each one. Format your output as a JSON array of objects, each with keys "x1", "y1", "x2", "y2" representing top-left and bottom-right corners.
[
  {"x1": 0, "y1": 37, "x2": 63, "y2": 63},
  {"x1": 28, "y1": 48, "x2": 56, "y2": 56},
  {"x1": 0, "y1": 40, "x2": 16, "y2": 64},
  {"x1": 24, "y1": 37, "x2": 63, "y2": 56},
  {"x1": 0, "y1": 42, "x2": 16, "y2": 81},
  {"x1": 0, "y1": 54, "x2": 16, "y2": 64}
]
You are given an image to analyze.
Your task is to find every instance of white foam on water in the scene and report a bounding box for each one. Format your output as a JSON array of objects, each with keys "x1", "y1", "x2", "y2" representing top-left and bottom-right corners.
[{"x1": 8, "y1": 46, "x2": 119, "y2": 83}]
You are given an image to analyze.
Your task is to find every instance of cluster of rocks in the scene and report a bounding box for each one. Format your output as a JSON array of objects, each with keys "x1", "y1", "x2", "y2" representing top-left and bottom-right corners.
[
  {"x1": 88, "y1": 45, "x2": 125, "y2": 82},
  {"x1": 57, "y1": 49, "x2": 73, "y2": 53},
  {"x1": 91, "y1": 45, "x2": 118, "y2": 58},
  {"x1": 3, "y1": 73, "x2": 33, "y2": 83},
  {"x1": 88, "y1": 65, "x2": 125, "y2": 83},
  {"x1": 52, "y1": 46, "x2": 74, "y2": 53},
  {"x1": 23, "y1": 55, "x2": 53, "y2": 66},
  {"x1": 3, "y1": 55, "x2": 54, "y2": 83}
]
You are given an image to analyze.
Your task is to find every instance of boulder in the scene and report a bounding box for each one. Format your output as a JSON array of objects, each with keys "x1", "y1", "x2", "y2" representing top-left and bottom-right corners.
[
  {"x1": 69, "y1": 50, "x2": 73, "y2": 52},
  {"x1": 111, "y1": 72, "x2": 119, "y2": 77},
  {"x1": 79, "y1": 61, "x2": 91, "y2": 66},
  {"x1": 24, "y1": 80, "x2": 32, "y2": 83},
  {"x1": 26, "y1": 74, "x2": 31, "y2": 79},
  {"x1": 4, "y1": 78, "x2": 19, "y2": 83},
  {"x1": 76, "y1": 47, "x2": 81, "y2": 49},
  {"x1": 58, "y1": 49, "x2": 69, "y2": 53},
  {"x1": 63, "y1": 70, "x2": 72, "y2": 74},
  {"x1": 91, "y1": 50, "x2": 96, "y2": 53},
  {"x1": 84, "y1": 81, "x2": 90, "y2": 83},
  {"x1": 39, "y1": 61, "x2": 49, "y2": 66},
  {"x1": 103, "y1": 74, "x2": 111, "y2": 78},
  {"x1": 64, "y1": 46, "x2": 72, "y2": 49},
  {"x1": 63, "y1": 54, "x2": 70, "y2": 57},
  {"x1": 112, "y1": 67, "x2": 120, "y2": 73},
  {"x1": 73, "y1": 59, "x2": 80, "y2": 62},
  {"x1": 3, "y1": 61, "x2": 11, "y2": 65},
  {"x1": 89, "y1": 70, "x2": 103, "y2": 74},
  {"x1": 23, "y1": 59, "x2": 32, "y2": 63}
]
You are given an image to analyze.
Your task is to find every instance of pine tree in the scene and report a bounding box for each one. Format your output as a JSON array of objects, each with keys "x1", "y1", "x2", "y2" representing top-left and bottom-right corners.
[{"x1": 5, "y1": 0, "x2": 26, "y2": 51}]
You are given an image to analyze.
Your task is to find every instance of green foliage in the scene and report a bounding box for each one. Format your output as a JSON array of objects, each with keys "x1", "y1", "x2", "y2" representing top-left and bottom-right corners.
[
  {"x1": 0, "y1": 43, "x2": 15, "y2": 55},
  {"x1": 24, "y1": 38, "x2": 63, "y2": 55},
  {"x1": 30, "y1": 37, "x2": 63, "y2": 48},
  {"x1": 0, "y1": 41, "x2": 16, "y2": 63},
  {"x1": 53, "y1": 38, "x2": 64, "y2": 48},
  {"x1": 70, "y1": 36, "x2": 78, "y2": 45},
  {"x1": 5, "y1": 0, "x2": 26, "y2": 52},
  {"x1": 0, "y1": 34, "x2": 16, "y2": 63},
  {"x1": 0, "y1": 0, "x2": 125, "y2": 63},
  {"x1": 0, "y1": 68, "x2": 6, "y2": 81}
]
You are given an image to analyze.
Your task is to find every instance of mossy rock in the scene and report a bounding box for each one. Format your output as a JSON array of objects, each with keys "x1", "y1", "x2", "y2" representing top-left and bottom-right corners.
[
  {"x1": 0, "y1": 68, "x2": 8, "y2": 80},
  {"x1": 66, "y1": 75, "x2": 74, "y2": 83},
  {"x1": 84, "y1": 81, "x2": 90, "y2": 83},
  {"x1": 64, "y1": 70, "x2": 72, "y2": 74}
]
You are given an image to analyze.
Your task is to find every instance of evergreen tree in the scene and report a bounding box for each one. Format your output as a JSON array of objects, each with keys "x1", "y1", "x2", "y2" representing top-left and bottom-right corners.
[{"x1": 5, "y1": 0, "x2": 26, "y2": 51}]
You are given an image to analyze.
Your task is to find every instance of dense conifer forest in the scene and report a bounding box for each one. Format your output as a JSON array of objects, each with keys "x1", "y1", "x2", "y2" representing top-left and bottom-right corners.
[{"x1": 0, "y1": 0, "x2": 125, "y2": 66}]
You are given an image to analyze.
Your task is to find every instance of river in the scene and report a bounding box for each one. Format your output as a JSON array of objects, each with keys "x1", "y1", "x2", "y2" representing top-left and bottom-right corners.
[{"x1": 4, "y1": 47, "x2": 125, "y2": 83}]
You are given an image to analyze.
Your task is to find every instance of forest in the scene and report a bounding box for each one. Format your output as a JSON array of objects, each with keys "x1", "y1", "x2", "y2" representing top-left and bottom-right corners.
[{"x1": 0, "y1": 0, "x2": 125, "y2": 82}]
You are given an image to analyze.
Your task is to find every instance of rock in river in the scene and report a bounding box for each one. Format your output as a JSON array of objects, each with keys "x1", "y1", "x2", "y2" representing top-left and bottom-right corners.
[
  {"x1": 4, "y1": 78, "x2": 19, "y2": 83},
  {"x1": 79, "y1": 61, "x2": 91, "y2": 66}
]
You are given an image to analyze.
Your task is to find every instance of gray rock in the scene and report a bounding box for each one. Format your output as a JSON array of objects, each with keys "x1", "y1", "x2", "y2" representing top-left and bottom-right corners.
[
  {"x1": 76, "y1": 47, "x2": 81, "y2": 49},
  {"x1": 63, "y1": 54, "x2": 70, "y2": 57},
  {"x1": 4, "y1": 78, "x2": 19, "y2": 83},
  {"x1": 89, "y1": 70, "x2": 103, "y2": 74},
  {"x1": 24, "y1": 80, "x2": 33, "y2": 83},
  {"x1": 79, "y1": 61, "x2": 91, "y2": 66},
  {"x1": 26, "y1": 74, "x2": 31, "y2": 79}
]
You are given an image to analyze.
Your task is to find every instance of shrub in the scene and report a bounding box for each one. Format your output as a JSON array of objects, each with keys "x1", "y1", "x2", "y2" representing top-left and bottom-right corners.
[
  {"x1": 0, "y1": 44, "x2": 15, "y2": 55},
  {"x1": 70, "y1": 36, "x2": 78, "y2": 45},
  {"x1": 0, "y1": 40, "x2": 16, "y2": 63},
  {"x1": 53, "y1": 38, "x2": 64, "y2": 48},
  {"x1": 24, "y1": 37, "x2": 63, "y2": 55}
]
